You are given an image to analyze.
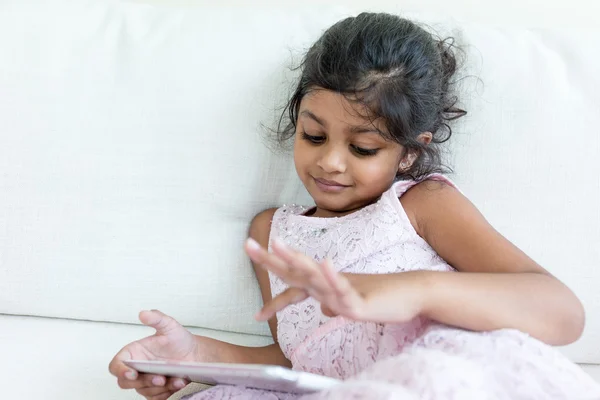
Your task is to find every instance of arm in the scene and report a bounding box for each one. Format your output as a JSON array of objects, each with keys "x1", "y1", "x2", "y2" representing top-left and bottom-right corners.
[
  {"x1": 399, "y1": 180, "x2": 585, "y2": 345},
  {"x1": 231, "y1": 208, "x2": 290, "y2": 366},
  {"x1": 110, "y1": 209, "x2": 288, "y2": 400},
  {"x1": 192, "y1": 208, "x2": 290, "y2": 367},
  {"x1": 194, "y1": 336, "x2": 288, "y2": 366},
  {"x1": 246, "y1": 182, "x2": 585, "y2": 347}
]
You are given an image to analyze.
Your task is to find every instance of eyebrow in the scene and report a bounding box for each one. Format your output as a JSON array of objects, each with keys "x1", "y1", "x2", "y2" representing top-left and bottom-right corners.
[
  {"x1": 300, "y1": 110, "x2": 327, "y2": 127},
  {"x1": 299, "y1": 109, "x2": 380, "y2": 135},
  {"x1": 349, "y1": 125, "x2": 380, "y2": 135}
]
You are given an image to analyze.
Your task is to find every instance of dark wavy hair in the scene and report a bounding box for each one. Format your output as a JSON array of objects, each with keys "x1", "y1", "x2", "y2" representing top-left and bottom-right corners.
[{"x1": 276, "y1": 12, "x2": 466, "y2": 180}]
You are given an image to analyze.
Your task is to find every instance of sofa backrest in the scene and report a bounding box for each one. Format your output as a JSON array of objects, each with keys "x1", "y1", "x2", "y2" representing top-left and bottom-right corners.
[{"x1": 1, "y1": 0, "x2": 598, "y2": 363}]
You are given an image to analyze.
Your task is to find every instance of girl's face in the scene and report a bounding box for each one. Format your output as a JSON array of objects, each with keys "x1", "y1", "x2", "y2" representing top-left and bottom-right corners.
[{"x1": 294, "y1": 89, "x2": 406, "y2": 218}]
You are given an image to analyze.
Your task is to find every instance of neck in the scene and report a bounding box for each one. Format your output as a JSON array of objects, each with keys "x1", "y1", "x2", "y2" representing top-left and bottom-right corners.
[
  {"x1": 309, "y1": 206, "x2": 363, "y2": 218},
  {"x1": 308, "y1": 197, "x2": 381, "y2": 218}
]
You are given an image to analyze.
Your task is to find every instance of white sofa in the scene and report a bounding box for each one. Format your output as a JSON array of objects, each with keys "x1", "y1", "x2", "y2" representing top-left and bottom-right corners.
[{"x1": 1, "y1": 1, "x2": 599, "y2": 399}]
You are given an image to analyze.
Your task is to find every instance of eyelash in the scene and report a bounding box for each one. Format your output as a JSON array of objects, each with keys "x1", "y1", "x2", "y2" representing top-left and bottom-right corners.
[
  {"x1": 351, "y1": 145, "x2": 379, "y2": 156},
  {"x1": 301, "y1": 132, "x2": 379, "y2": 157},
  {"x1": 301, "y1": 132, "x2": 325, "y2": 144}
]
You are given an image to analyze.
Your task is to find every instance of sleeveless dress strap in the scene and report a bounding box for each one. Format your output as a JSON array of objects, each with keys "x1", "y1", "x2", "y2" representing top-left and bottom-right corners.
[{"x1": 392, "y1": 173, "x2": 458, "y2": 198}]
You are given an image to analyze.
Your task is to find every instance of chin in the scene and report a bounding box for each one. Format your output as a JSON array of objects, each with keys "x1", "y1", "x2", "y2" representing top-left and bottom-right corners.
[
  {"x1": 313, "y1": 195, "x2": 359, "y2": 214},
  {"x1": 309, "y1": 192, "x2": 344, "y2": 210}
]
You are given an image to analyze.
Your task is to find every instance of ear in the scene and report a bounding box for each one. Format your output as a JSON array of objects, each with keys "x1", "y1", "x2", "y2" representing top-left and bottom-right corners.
[
  {"x1": 417, "y1": 131, "x2": 432, "y2": 145},
  {"x1": 398, "y1": 150, "x2": 417, "y2": 174},
  {"x1": 398, "y1": 132, "x2": 432, "y2": 174}
]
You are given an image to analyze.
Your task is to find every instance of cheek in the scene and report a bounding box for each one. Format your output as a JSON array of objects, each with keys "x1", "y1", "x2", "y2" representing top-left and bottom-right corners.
[
  {"x1": 292, "y1": 135, "x2": 300, "y2": 159},
  {"x1": 293, "y1": 138, "x2": 310, "y2": 173},
  {"x1": 353, "y1": 157, "x2": 398, "y2": 184}
]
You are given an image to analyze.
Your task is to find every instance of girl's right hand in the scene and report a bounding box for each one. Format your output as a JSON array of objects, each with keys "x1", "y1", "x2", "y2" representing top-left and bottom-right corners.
[{"x1": 109, "y1": 310, "x2": 200, "y2": 400}]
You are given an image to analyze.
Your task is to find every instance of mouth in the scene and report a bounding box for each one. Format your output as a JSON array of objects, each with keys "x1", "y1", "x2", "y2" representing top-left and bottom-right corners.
[{"x1": 313, "y1": 177, "x2": 350, "y2": 193}]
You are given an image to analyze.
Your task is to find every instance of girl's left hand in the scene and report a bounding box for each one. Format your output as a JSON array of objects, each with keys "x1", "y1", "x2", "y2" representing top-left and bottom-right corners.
[{"x1": 245, "y1": 237, "x2": 428, "y2": 323}]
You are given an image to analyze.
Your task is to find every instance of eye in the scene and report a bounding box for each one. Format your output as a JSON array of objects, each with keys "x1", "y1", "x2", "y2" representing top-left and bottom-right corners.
[
  {"x1": 351, "y1": 145, "x2": 379, "y2": 157},
  {"x1": 301, "y1": 132, "x2": 325, "y2": 144}
]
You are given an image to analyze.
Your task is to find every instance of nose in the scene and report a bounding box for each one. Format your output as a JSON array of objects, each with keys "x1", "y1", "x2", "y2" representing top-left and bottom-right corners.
[{"x1": 316, "y1": 144, "x2": 346, "y2": 174}]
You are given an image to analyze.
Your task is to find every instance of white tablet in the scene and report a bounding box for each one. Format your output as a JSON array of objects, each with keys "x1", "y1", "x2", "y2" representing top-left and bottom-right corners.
[{"x1": 123, "y1": 360, "x2": 342, "y2": 394}]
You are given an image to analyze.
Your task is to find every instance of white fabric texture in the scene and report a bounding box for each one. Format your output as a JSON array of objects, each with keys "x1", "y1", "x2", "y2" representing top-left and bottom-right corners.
[
  {"x1": 0, "y1": 0, "x2": 335, "y2": 336},
  {"x1": 0, "y1": 0, "x2": 599, "y2": 393},
  {"x1": 0, "y1": 314, "x2": 271, "y2": 399}
]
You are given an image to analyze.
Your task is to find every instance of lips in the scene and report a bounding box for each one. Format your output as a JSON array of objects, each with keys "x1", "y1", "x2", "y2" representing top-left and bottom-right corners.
[
  {"x1": 315, "y1": 177, "x2": 348, "y2": 187},
  {"x1": 313, "y1": 177, "x2": 350, "y2": 193}
]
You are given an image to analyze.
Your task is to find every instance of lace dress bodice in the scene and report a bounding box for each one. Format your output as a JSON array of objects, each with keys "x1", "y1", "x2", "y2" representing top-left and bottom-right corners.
[{"x1": 268, "y1": 176, "x2": 453, "y2": 369}]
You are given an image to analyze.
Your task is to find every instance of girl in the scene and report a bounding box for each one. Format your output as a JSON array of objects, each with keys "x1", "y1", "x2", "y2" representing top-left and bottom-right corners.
[{"x1": 110, "y1": 12, "x2": 600, "y2": 400}]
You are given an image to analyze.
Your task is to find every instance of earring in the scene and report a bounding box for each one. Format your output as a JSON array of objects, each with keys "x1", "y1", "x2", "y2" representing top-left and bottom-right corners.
[{"x1": 400, "y1": 161, "x2": 409, "y2": 169}]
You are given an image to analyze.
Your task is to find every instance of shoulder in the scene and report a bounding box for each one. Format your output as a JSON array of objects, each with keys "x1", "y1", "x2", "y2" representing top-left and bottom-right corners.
[
  {"x1": 399, "y1": 178, "x2": 547, "y2": 276},
  {"x1": 400, "y1": 179, "x2": 466, "y2": 237},
  {"x1": 248, "y1": 208, "x2": 278, "y2": 246}
]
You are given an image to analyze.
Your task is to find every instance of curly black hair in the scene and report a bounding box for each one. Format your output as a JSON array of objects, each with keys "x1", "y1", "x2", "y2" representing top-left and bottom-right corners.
[{"x1": 276, "y1": 12, "x2": 466, "y2": 180}]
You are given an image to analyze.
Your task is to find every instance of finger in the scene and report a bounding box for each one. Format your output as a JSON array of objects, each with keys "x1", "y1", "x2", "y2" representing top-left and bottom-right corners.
[
  {"x1": 256, "y1": 287, "x2": 308, "y2": 321},
  {"x1": 138, "y1": 373, "x2": 168, "y2": 388},
  {"x1": 149, "y1": 374, "x2": 167, "y2": 387},
  {"x1": 167, "y1": 377, "x2": 189, "y2": 391},
  {"x1": 270, "y1": 239, "x2": 333, "y2": 294},
  {"x1": 139, "y1": 309, "x2": 181, "y2": 336},
  {"x1": 136, "y1": 385, "x2": 169, "y2": 396},
  {"x1": 136, "y1": 385, "x2": 172, "y2": 398},
  {"x1": 148, "y1": 393, "x2": 173, "y2": 400},
  {"x1": 109, "y1": 346, "x2": 138, "y2": 380},
  {"x1": 321, "y1": 259, "x2": 353, "y2": 298},
  {"x1": 117, "y1": 377, "x2": 145, "y2": 390},
  {"x1": 116, "y1": 372, "x2": 162, "y2": 390},
  {"x1": 245, "y1": 238, "x2": 292, "y2": 277},
  {"x1": 320, "y1": 304, "x2": 339, "y2": 318},
  {"x1": 320, "y1": 259, "x2": 364, "y2": 317},
  {"x1": 247, "y1": 237, "x2": 304, "y2": 283}
]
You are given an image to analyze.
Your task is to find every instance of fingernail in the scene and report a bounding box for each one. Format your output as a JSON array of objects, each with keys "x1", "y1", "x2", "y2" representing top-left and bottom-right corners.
[
  {"x1": 174, "y1": 380, "x2": 186, "y2": 389},
  {"x1": 273, "y1": 238, "x2": 287, "y2": 249},
  {"x1": 246, "y1": 238, "x2": 260, "y2": 250},
  {"x1": 125, "y1": 371, "x2": 137, "y2": 380},
  {"x1": 152, "y1": 376, "x2": 165, "y2": 386}
]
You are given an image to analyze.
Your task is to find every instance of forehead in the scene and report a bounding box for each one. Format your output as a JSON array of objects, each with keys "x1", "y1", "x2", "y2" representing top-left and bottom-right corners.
[{"x1": 299, "y1": 89, "x2": 384, "y2": 131}]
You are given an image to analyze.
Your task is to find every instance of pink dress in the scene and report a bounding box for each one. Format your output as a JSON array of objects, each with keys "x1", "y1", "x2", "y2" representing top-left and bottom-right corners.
[{"x1": 185, "y1": 176, "x2": 600, "y2": 399}]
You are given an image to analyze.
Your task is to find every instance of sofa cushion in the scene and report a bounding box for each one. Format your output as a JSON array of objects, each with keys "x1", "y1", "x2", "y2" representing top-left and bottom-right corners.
[
  {"x1": 0, "y1": 314, "x2": 272, "y2": 400},
  {"x1": 0, "y1": 0, "x2": 599, "y2": 364},
  {"x1": 0, "y1": 0, "x2": 344, "y2": 336}
]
